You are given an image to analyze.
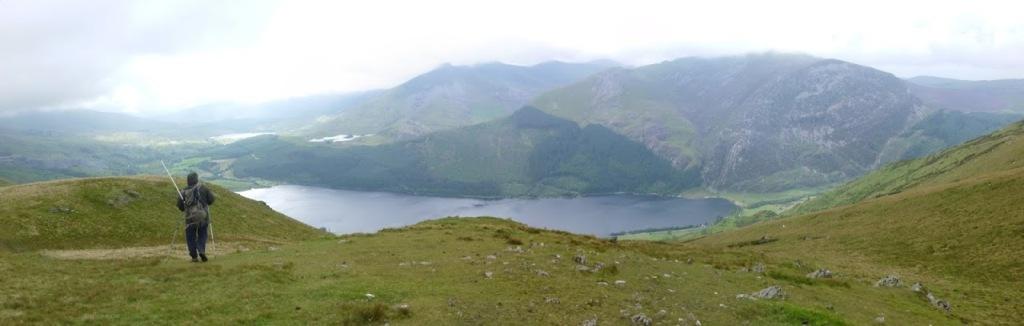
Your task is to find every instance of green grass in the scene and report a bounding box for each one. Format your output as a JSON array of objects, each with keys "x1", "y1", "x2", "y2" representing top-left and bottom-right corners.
[
  {"x1": 693, "y1": 168, "x2": 1024, "y2": 324},
  {"x1": 0, "y1": 177, "x2": 11, "y2": 187},
  {"x1": 0, "y1": 176, "x2": 327, "y2": 251},
  {"x1": 0, "y1": 217, "x2": 958, "y2": 325}
]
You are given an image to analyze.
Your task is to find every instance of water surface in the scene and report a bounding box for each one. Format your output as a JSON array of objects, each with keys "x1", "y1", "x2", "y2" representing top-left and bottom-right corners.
[{"x1": 238, "y1": 185, "x2": 736, "y2": 236}]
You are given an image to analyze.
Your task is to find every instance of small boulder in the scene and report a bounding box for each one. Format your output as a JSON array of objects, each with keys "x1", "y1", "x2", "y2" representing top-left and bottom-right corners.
[
  {"x1": 926, "y1": 292, "x2": 952, "y2": 312},
  {"x1": 581, "y1": 318, "x2": 598, "y2": 326},
  {"x1": 484, "y1": 271, "x2": 493, "y2": 279},
  {"x1": 574, "y1": 254, "x2": 588, "y2": 265},
  {"x1": 874, "y1": 314, "x2": 885, "y2": 324},
  {"x1": 875, "y1": 275, "x2": 902, "y2": 287},
  {"x1": 536, "y1": 270, "x2": 550, "y2": 277},
  {"x1": 752, "y1": 262, "x2": 766, "y2": 274},
  {"x1": 752, "y1": 285, "x2": 785, "y2": 299},
  {"x1": 630, "y1": 313, "x2": 652, "y2": 326},
  {"x1": 806, "y1": 268, "x2": 833, "y2": 279},
  {"x1": 614, "y1": 280, "x2": 627, "y2": 286},
  {"x1": 910, "y1": 282, "x2": 924, "y2": 292}
]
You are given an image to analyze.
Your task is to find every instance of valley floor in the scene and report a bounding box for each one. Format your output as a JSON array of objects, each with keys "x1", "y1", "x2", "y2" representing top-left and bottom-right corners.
[{"x1": 1, "y1": 218, "x2": 960, "y2": 325}]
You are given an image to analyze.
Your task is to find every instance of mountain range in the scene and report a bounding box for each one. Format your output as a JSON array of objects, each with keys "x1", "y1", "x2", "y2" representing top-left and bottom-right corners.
[
  {"x1": 1, "y1": 53, "x2": 1020, "y2": 197},
  {"x1": 211, "y1": 53, "x2": 1020, "y2": 195}
]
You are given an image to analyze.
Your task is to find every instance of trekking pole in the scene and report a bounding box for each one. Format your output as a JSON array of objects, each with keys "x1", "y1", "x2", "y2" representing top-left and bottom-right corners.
[
  {"x1": 208, "y1": 205, "x2": 215, "y2": 254},
  {"x1": 161, "y1": 161, "x2": 185, "y2": 257}
]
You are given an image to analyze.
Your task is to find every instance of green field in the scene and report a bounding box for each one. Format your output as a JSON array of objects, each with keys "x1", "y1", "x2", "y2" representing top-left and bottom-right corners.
[{"x1": 3, "y1": 215, "x2": 959, "y2": 325}]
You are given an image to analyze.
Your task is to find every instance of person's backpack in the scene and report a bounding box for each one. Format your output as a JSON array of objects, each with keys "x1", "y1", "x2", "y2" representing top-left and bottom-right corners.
[{"x1": 181, "y1": 184, "x2": 209, "y2": 225}]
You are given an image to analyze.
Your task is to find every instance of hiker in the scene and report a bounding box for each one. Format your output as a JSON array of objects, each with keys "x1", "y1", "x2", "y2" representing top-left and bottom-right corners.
[{"x1": 176, "y1": 172, "x2": 216, "y2": 262}]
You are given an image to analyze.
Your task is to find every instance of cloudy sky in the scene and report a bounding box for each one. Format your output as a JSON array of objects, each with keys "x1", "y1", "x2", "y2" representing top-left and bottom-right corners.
[{"x1": 2, "y1": 0, "x2": 1021, "y2": 114}]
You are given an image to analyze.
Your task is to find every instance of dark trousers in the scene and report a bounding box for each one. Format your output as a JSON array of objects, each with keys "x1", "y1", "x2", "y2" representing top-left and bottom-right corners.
[{"x1": 185, "y1": 222, "x2": 209, "y2": 258}]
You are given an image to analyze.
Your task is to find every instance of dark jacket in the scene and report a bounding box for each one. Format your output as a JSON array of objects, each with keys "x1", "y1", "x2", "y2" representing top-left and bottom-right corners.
[{"x1": 176, "y1": 184, "x2": 216, "y2": 212}]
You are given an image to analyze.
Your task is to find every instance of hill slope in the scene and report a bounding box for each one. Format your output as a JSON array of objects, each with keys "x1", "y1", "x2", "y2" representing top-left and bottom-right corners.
[
  {"x1": 0, "y1": 176, "x2": 326, "y2": 251},
  {"x1": 309, "y1": 61, "x2": 617, "y2": 141},
  {"x1": 694, "y1": 121, "x2": 1024, "y2": 323},
  {"x1": 223, "y1": 107, "x2": 693, "y2": 197},
  {"x1": 794, "y1": 119, "x2": 1024, "y2": 214}
]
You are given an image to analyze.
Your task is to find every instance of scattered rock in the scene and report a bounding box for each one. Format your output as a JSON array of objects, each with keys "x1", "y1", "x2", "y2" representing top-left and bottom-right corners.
[
  {"x1": 874, "y1": 314, "x2": 885, "y2": 324},
  {"x1": 911, "y1": 282, "x2": 924, "y2": 292},
  {"x1": 506, "y1": 246, "x2": 524, "y2": 253},
  {"x1": 594, "y1": 262, "x2": 606, "y2": 272},
  {"x1": 751, "y1": 285, "x2": 785, "y2": 299},
  {"x1": 806, "y1": 268, "x2": 833, "y2": 279},
  {"x1": 630, "y1": 313, "x2": 652, "y2": 326},
  {"x1": 365, "y1": 293, "x2": 375, "y2": 299},
  {"x1": 576, "y1": 265, "x2": 591, "y2": 272},
  {"x1": 574, "y1": 254, "x2": 588, "y2": 265},
  {"x1": 395, "y1": 303, "x2": 411, "y2": 315},
  {"x1": 875, "y1": 275, "x2": 902, "y2": 287},
  {"x1": 536, "y1": 270, "x2": 550, "y2": 277},
  {"x1": 581, "y1": 317, "x2": 598, "y2": 326},
  {"x1": 484, "y1": 271, "x2": 493, "y2": 279},
  {"x1": 686, "y1": 257, "x2": 694, "y2": 264},
  {"x1": 597, "y1": 281, "x2": 609, "y2": 286},
  {"x1": 544, "y1": 297, "x2": 560, "y2": 304},
  {"x1": 614, "y1": 280, "x2": 627, "y2": 286},
  {"x1": 926, "y1": 292, "x2": 952, "y2": 312},
  {"x1": 752, "y1": 262, "x2": 766, "y2": 274},
  {"x1": 485, "y1": 255, "x2": 497, "y2": 260}
]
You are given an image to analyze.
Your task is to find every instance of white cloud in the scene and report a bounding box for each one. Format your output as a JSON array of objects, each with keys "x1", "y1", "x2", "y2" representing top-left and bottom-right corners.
[{"x1": 2, "y1": 0, "x2": 1022, "y2": 114}]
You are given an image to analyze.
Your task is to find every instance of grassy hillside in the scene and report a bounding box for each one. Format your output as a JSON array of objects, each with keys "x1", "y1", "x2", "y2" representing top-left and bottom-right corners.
[
  {"x1": 794, "y1": 120, "x2": 1024, "y2": 214},
  {"x1": 221, "y1": 107, "x2": 696, "y2": 197},
  {"x1": 2, "y1": 217, "x2": 958, "y2": 324},
  {"x1": 687, "y1": 120, "x2": 1024, "y2": 324},
  {"x1": 0, "y1": 176, "x2": 327, "y2": 251},
  {"x1": 693, "y1": 168, "x2": 1024, "y2": 324}
]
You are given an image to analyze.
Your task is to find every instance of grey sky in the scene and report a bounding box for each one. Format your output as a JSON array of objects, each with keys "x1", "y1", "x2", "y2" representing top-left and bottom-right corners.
[{"x1": 1, "y1": 0, "x2": 1021, "y2": 114}]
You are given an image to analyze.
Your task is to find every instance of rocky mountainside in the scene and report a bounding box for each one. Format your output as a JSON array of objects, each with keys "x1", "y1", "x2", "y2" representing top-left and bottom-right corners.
[
  {"x1": 534, "y1": 53, "x2": 971, "y2": 192},
  {"x1": 906, "y1": 76, "x2": 1024, "y2": 113},
  {"x1": 308, "y1": 61, "x2": 617, "y2": 141}
]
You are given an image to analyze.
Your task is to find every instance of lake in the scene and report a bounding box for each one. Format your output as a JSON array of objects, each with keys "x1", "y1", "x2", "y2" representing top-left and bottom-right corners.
[{"x1": 238, "y1": 185, "x2": 737, "y2": 236}]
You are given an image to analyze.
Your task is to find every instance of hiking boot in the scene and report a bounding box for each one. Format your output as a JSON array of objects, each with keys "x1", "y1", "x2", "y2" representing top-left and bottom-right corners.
[{"x1": 200, "y1": 254, "x2": 208, "y2": 262}]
